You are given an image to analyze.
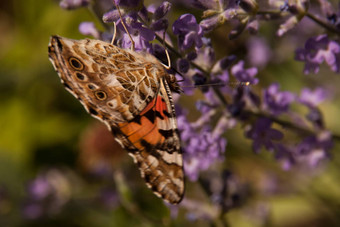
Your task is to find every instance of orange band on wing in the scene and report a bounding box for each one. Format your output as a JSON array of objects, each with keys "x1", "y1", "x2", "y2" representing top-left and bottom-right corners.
[{"x1": 118, "y1": 95, "x2": 168, "y2": 150}]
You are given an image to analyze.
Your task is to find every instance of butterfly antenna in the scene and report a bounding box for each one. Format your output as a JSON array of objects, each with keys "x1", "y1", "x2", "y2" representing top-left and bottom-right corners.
[
  {"x1": 113, "y1": 0, "x2": 135, "y2": 51},
  {"x1": 111, "y1": 21, "x2": 117, "y2": 45}
]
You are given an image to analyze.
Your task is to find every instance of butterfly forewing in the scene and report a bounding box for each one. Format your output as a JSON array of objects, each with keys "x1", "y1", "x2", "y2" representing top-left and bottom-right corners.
[{"x1": 48, "y1": 36, "x2": 184, "y2": 204}]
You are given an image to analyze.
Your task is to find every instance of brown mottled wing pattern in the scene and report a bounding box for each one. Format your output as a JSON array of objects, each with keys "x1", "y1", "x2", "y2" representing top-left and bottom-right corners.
[{"x1": 48, "y1": 36, "x2": 184, "y2": 204}]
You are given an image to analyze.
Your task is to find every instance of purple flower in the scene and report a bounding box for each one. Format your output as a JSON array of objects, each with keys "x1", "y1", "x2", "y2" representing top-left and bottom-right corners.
[
  {"x1": 245, "y1": 118, "x2": 284, "y2": 153},
  {"x1": 22, "y1": 169, "x2": 72, "y2": 219},
  {"x1": 193, "y1": 38, "x2": 215, "y2": 70},
  {"x1": 178, "y1": 113, "x2": 231, "y2": 181},
  {"x1": 263, "y1": 83, "x2": 295, "y2": 116},
  {"x1": 298, "y1": 88, "x2": 327, "y2": 108},
  {"x1": 119, "y1": 16, "x2": 155, "y2": 51},
  {"x1": 59, "y1": 0, "x2": 89, "y2": 9},
  {"x1": 173, "y1": 14, "x2": 204, "y2": 50},
  {"x1": 177, "y1": 58, "x2": 190, "y2": 73},
  {"x1": 274, "y1": 144, "x2": 295, "y2": 170},
  {"x1": 27, "y1": 176, "x2": 53, "y2": 200},
  {"x1": 247, "y1": 19, "x2": 259, "y2": 34},
  {"x1": 246, "y1": 37, "x2": 271, "y2": 68},
  {"x1": 148, "y1": 2, "x2": 171, "y2": 31},
  {"x1": 22, "y1": 202, "x2": 44, "y2": 220},
  {"x1": 153, "y1": 1, "x2": 171, "y2": 20},
  {"x1": 79, "y1": 22, "x2": 100, "y2": 39},
  {"x1": 295, "y1": 35, "x2": 340, "y2": 74},
  {"x1": 102, "y1": 9, "x2": 121, "y2": 23},
  {"x1": 277, "y1": 16, "x2": 299, "y2": 37},
  {"x1": 295, "y1": 131, "x2": 332, "y2": 167},
  {"x1": 231, "y1": 61, "x2": 259, "y2": 84},
  {"x1": 275, "y1": 131, "x2": 332, "y2": 170}
]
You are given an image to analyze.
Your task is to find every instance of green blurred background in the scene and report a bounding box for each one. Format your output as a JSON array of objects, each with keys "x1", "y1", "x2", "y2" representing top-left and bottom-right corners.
[{"x1": 1, "y1": 0, "x2": 340, "y2": 226}]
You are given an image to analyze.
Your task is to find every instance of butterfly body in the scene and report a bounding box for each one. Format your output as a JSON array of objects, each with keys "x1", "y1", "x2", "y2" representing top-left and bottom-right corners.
[{"x1": 48, "y1": 36, "x2": 184, "y2": 204}]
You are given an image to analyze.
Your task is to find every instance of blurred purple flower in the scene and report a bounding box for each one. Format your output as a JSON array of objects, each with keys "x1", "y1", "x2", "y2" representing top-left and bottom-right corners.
[
  {"x1": 231, "y1": 61, "x2": 259, "y2": 84},
  {"x1": 97, "y1": 188, "x2": 119, "y2": 209},
  {"x1": 247, "y1": 19, "x2": 259, "y2": 34},
  {"x1": 277, "y1": 16, "x2": 299, "y2": 37},
  {"x1": 22, "y1": 169, "x2": 73, "y2": 219},
  {"x1": 59, "y1": 0, "x2": 89, "y2": 9},
  {"x1": 263, "y1": 83, "x2": 295, "y2": 116},
  {"x1": 193, "y1": 38, "x2": 215, "y2": 70},
  {"x1": 274, "y1": 144, "x2": 295, "y2": 170},
  {"x1": 295, "y1": 35, "x2": 340, "y2": 74},
  {"x1": 275, "y1": 131, "x2": 332, "y2": 170},
  {"x1": 219, "y1": 55, "x2": 237, "y2": 70},
  {"x1": 246, "y1": 118, "x2": 284, "y2": 153},
  {"x1": 177, "y1": 58, "x2": 190, "y2": 73},
  {"x1": 27, "y1": 176, "x2": 53, "y2": 200},
  {"x1": 178, "y1": 114, "x2": 230, "y2": 181},
  {"x1": 295, "y1": 131, "x2": 332, "y2": 166},
  {"x1": 22, "y1": 202, "x2": 44, "y2": 220},
  {"x1": 299, "y1": 87, "x2": 327, "y2": 108},
  {"x1": 173, "y1": 14, "x2": 204, "y2": 50},
  {"x1": 79, "y1": 22, "x2": 100, "y2": 39},
  {"x1": 325, "y1": 3, "x2": 340, "y2": 29},
  {"x1": 247, "y1": 37, "x2": 271, "y2": 68}
]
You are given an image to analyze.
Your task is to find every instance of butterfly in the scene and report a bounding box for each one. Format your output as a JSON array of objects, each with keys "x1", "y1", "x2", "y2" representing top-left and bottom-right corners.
[{"x1": 48, "y1": 35, "x2": 184, "y2": 204}]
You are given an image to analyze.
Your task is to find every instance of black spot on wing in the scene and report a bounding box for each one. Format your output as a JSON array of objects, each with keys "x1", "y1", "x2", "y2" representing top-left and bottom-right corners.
[
  {"x1": 144, "y1": 171, "x2": 152, "y2": 182},
  {"x1": 55, "y1": 37, "x2": 63, "y2": 51},
  {"x1": 155, "y1": 111, "x2": 164, "y2": 120},
  {"x1": 62, "y1": 81, "x2": 73, "y2": 91},
  {"x1": 158, "y1": 129, "x2": 174, "y2": 139},
  {"x1": 131, "y1": 114, "x2": 142, "y2": 125},
  {"x1": 141, "y1": 140, "x2": 161, "y2": 159},
  {"x1": 141, "y1": 139, "x2": 153, "y2": 152},
  {"x1": 163, "y1": 110, "x2": 171, "y2": 118},
  {"x1": 88, "y1": 107, "x2": 98, "y2": 115},
  {"x1": 143, "y1": 109, "x2": 156, "y2": 123}
]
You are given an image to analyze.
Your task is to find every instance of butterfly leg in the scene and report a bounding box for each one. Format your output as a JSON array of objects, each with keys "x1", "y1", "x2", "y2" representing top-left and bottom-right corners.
[
  {"x1": 111, "y1": 22, "x2": 117, "y2": 45},
  {"x1": 161, "y1": 30, "x2": 171, "y2": 70}
]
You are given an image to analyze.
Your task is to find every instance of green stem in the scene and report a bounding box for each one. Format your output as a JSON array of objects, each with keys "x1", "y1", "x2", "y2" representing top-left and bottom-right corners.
[
  {"x1": 306, "y1": 12, "x2": 340, "y2": 35},
  {"x1": 257, "y1": 10, "x2": 340, "y2": 35}
]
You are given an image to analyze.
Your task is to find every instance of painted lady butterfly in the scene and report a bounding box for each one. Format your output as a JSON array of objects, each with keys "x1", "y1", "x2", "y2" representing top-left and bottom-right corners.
[{"x1": 48, "y1": 36, "x2": 184, "y2": 204}]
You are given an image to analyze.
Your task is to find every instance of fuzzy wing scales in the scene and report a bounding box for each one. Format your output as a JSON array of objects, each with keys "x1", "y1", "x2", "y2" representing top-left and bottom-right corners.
[
  {"x1": 114, "y1": 79, "x2": 184, "y2": 204},
  {"x1": 48, "y1": 35, "x2": 161, "y2": 123}
]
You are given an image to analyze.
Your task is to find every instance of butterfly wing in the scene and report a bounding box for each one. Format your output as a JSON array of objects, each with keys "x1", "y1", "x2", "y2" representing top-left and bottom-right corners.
[
  {"x1": 114, "y1": 78, "x2": 184, "y2": 204},
  {"x1": 48, "y1": 36, "x2": 184, "y2": 204}
]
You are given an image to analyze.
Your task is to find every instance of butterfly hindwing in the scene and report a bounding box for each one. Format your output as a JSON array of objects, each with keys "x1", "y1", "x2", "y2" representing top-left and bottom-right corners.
[{"x1": 114, "y1": 79, "x2": 184, "y2": 204}]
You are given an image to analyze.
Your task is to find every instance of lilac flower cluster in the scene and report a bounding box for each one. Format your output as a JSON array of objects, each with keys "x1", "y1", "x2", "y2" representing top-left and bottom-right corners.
[
  {"x1": 178, "y1": 112, "x2": 230, "y2": 181},
  {"x1": 67, "y1": 0, "x2": 338, "y2": 180},
  {"x1": 295, "y1": 35, "x2": 340, "y2": 74},
  {"x1": 22, "y1": 169, "x2": 71, "y2": 219}
]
